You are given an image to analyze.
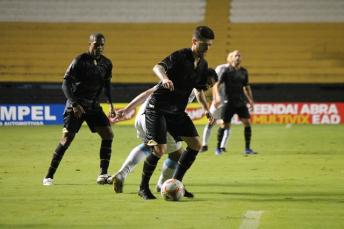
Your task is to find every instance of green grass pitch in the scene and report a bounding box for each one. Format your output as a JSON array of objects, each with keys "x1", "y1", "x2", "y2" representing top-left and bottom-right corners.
[{"x1": 0, "y1": 124, "x2": 343, "y2": 229}]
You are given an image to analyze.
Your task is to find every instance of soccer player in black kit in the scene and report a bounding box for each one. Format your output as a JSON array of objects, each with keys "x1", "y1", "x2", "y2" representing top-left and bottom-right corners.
[
  {"x1": 138, "y1": 26, "x2": 215, "y2": 200},
  {"x1": 43, "y1": 33, "x2": 116, "y2": 186},
  {"x1": 215, "y1": 50, "x2": 257, "y2": 155}
]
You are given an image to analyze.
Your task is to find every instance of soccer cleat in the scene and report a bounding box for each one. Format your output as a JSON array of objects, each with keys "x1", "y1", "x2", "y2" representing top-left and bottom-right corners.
[
  {"x1": 199, "y1": 145, "x2": 208, "y2": 153},
  {"x1": 112, "y1": 172, "x2": 125, "y2": 193},
  {"x1": 138, "y1": 188, "x2": 157, "y2": 200},
  {"x1": 215, "y1": 148, "x2": 222, "y2": 155},
  {"x1": 184, "y1": 188, "x2": 194, "y2": 198},
  {"x1": 220, "y1": 148, "x2": 226, "y2": 152},
  {"x1": 97, "y1": 174, "x2": 113, "y2": 185},
  {"x1": 245, "y1": 148, "x2": 258, "y2": 154},
  {"x1": 43, "y1": 177, "x2": 53, "y2": 186}
]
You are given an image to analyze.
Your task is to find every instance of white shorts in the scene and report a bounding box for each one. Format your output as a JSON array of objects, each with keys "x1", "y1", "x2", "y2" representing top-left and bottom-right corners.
[
  {"x1": 134, "y1": 111, "x2": 182, "y2": 154},
  {"x1": 209, "y1": 102, "x2": 223, "y2": 120}
]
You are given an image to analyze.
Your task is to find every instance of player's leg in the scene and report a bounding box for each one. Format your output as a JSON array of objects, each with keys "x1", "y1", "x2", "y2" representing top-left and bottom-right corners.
[
  {"x1": 173, "y1": 135, "x2": 201, "y2": 182},
  {"x1": 89, "y1": 111, "x2": 115, "y2": 184},
  {"x1": 216, "y1": 105, "x2": 234, "y2": 155},
  {"x1": 112, "y1": 112, "x2": 151, "y2": 193},
  {"x1": 43, "y1": 132, "x2": 75, "y2": 185},
  {"x1": 138, "y1": 143, "x2": 166, "y2": 199},
  {"x1": 156, "y1": 155, "x2": 180, "y2": 191},
  {"x1": 43, "y1": 111, "x2": 82, "y2": 185},
  {"x1": 155, "y1": 133, "x2": 181, "y2": 191},
  {"x1": 156, "y1": 132, "x2": 195, "y2": 198},
  {"x1": 238, "y1": 107, "x2": 257, "y2": 154},
  {"x1": 112, "y1": 143, "x2": 150, "y2": 193},
  {"x1": 200, "y1": 120, "x2": 214, "y2": 152},
  {"x1": 200, "y1": 103, "x2": 220, "y2": 152},
  {"x1": 168, "y1": 115, "x2": 200, "y2": 182},
  {"x1": 241, "y1": 118, "x2": 257, "y2": 154},
  {"x1": 138, "y1": 110, "x2": 167, "y2": 200},
  {"x1": 220, "y1": 125, "x2": 231, "y2": 152}
]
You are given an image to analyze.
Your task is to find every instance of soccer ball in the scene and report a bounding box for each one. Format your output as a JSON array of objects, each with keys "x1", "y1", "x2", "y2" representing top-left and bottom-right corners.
[{"x1": 161, "y1": 179, "x2": 185, "y2": 201}]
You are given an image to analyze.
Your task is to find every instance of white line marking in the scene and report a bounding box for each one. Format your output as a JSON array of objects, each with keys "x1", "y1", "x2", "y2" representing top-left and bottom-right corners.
[{"x1": 239, "y1": 211, "x2": 265, "y2": 229}]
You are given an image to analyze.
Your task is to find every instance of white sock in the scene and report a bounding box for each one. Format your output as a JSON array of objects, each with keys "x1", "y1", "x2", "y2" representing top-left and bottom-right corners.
[
  {"x1": 202, "y1": 125, "x2": 213, "y2": 146},
  {"x1": 118, "y1": 143, "x2": 150, "y2": 179},
  {"x1": 157, "y1": 158, "x2": 178, "y2": 187},
  {"x1": 220, "y1": 128, "x2": 231, "y2": 149}
]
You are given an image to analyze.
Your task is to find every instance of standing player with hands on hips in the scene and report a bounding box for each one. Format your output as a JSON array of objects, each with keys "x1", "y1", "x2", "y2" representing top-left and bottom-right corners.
[
  {"x1": 138, "y1": 26, "x2": 215, "y2": 200},
  {"x1": 43, "y1": 33, "x2": 117, "y2": 186}
]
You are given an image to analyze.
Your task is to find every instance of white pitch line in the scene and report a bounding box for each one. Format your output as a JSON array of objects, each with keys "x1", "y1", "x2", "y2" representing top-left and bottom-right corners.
[{"x1": 239, "y1": 211, "x2": 265, "y2": 229}]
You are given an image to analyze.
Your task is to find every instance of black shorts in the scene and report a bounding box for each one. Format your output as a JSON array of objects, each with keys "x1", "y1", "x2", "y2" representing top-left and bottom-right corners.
[
  {"x1": 145, "y1": 109, "x2": 198, "y2": 145},
  {"x1": 221, "y1": 105, "x2": 250, "y2": 123},
  {"x1": 63, "y1": 108, "x2": 110, "y2": 133}
]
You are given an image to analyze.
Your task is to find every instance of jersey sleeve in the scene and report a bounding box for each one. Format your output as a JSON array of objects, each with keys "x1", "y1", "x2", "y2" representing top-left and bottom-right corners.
[
  {"x1": 243, "y1": 69, "x2": 249, "y2": 86},
  {"x1": 104, "y1": 58, "x2": 113, "y2": 80},
  {"x1": 158, "y1": 50, "x2": 182, "y2": 72},
  {"x1": 64, "y1": 58, "x2": 80, "y2": 81},
  {"x1": 195, "y1": 68, "x2": 208, "y2": 90}
]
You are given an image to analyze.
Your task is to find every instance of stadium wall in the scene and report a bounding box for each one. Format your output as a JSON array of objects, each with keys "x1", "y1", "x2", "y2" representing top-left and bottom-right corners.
[{"x1": 0, "y1": 0, "x2": 343, "y2": 110}]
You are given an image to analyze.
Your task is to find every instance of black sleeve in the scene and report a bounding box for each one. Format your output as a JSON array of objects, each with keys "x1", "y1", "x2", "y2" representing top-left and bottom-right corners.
[
  {"x1": 158, "y1": 50, "x2": 182, "y2": 72},
  {"x1": 103, "y1": 79, "x2": 113, "y2": 104},
  {"x1": 62, "y1": 79, "x2": 78, "y2": 107}
]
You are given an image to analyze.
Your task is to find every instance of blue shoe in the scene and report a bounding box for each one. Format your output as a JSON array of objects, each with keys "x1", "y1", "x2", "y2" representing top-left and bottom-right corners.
[
  {"x1": 245, "y1": 148, "x2": 258, "y2": 154},
  {"x1": 215, "y1": 149, "x2": 222, "y2": 155}
]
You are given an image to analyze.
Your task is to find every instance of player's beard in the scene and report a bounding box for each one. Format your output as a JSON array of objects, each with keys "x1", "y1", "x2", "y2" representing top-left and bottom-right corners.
[{"x1": 198, "y1": 50, "x2": 207, "y2": 59}]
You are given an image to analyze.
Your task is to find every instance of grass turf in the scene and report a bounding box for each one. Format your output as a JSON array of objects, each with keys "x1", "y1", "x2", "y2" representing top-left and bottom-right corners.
[{"x1": 0, "y1": 124, "x2": 343, "y2": 229}]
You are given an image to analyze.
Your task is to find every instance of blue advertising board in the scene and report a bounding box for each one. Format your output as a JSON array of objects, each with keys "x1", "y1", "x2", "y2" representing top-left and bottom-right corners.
[{"x1": 0, "y1": 104, "x2": 65, "y2": 126}]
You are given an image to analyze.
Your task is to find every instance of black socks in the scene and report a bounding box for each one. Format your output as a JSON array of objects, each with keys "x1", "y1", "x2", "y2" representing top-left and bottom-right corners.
[
  {"x1": 46, "y1": 143, "x2": 67, "y2": 179},
  {"x1": 99, "y1": 140, "x2": 112, "y2": 175}
]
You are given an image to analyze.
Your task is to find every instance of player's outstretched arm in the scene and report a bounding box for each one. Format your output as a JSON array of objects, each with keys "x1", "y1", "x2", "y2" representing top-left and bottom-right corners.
[{"x1": 114, "y1": 87, "x2": 155, "y2": 121}]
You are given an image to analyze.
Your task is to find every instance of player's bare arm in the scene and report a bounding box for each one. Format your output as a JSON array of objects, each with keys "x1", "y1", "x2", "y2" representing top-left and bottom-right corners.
[
  {"x1": 73, "y1": 105, "x2": 85, "y2": 118},
  {"x1": 194, "y1": 89, "x2": 214, "y2": 124},
  {"x1": 108, "y1": 105, "x2": 116, "y2": 119},
  {"x1": 244, "y1": 85, "x2": 254, "y2": 112},
  {"x1": 114, "y1": 87, "x2": 155, "y2": 121},
  {"x1": 214, "y1": 81, "x2": 222, "y2": 107},
  {"x1": 104, "y1": 79, "x2": 116, "y2": 118},
  {"x1": 212, "y1": 82, "x2": 221, "y2": 108},
  {"x1": 153, "y1": 65, "x2": 174, "y2": 91}
]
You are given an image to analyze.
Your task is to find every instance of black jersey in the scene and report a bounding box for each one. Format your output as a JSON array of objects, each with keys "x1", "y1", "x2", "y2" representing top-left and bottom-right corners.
[
  {"x1": 63, "y1": 51, "x2": 113, "y2": 111},
  {"x1": 147, "y1": 48, "x2": 208, "y2": 114},
  {"x1": 220, "y1": 65, "x2": 248, "y2": 107}
]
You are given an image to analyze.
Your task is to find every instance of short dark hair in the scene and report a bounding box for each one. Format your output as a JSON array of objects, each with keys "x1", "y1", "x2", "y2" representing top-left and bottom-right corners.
[
  {"x1": 207, "y1": 68, "x2": 218, "y2": 82},
  {"x1": 193, "y1": 26, "x2": 215, "y2": 40},
  {"x1": 89, "y1": 33, "x2": 105, "y2": 42}
]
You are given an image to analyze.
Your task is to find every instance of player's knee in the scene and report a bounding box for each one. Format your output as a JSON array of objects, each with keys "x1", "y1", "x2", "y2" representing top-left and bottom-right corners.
[
  {"x1": 99, "y1": 127, "x2": 114, "y2": 140},
  {"x1": 107, "y1": 130, "x2": 114, "y2": 140},
  {"x1": 60, "y1": 133, "x2": 75, "y2": 148},
  {"x1": 153, "y1": 145, "x2": 166, "y2": 158},
  {"x1": 189, "y1": 141, "x2": 202, "y2": 151},
  {"x1": 241, "y1": 118, "x2": 251, "y2": 127}
]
